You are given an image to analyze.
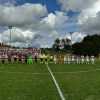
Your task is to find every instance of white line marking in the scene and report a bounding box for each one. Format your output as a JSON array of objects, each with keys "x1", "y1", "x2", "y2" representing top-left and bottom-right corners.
[
  {"x1": 0, "y1": 68, "x2": 100, "y2": 75},
  {"x1": 0, "y1": 71, "x2": 48, "y2": 75},
  {"x1": 46, "y1": 63, "x2": 65, "y2": 100},
  {"x1": 53, "y1": 68, "x2": 100, "y2": 74}
]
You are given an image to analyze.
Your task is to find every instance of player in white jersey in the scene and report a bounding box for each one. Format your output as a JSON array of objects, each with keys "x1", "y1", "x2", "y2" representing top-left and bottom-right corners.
[
  {"x1": 90, "y1": 56, "x2": 95, "y2": 64},
  {"x1": 11, "y1": 55, "x2": 14, "y2": 63},
  {"x1": 71, "y1": 55, "x2": 75, "y2": 64},
  {"x1": 76, "y1": 56, "x2": 81, "y2": 64},
  {"x1": 76, "y1": 56, "x2": 80, "y2": 64},
  {"x1": 81, "y1": 56, "x2": 85, "y2": 64},
  {"x1": 67, "y1": 56, "x2": 71, "y2": 64},
  {"x1": 86, "y1": 55, "x2": 90, "y2": 64},
  {"x1": 54, "y1": 55, "x2": 57, "y2": 64},
  {"x1": 76, "y1": 56, "x2": 79, "y2": 64},
  {"x1": 64, "y1": 55, "x2": 67, "y2": 64}
]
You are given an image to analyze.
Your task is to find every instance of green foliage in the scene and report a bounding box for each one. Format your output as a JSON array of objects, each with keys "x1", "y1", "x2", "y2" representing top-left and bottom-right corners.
[
  {"x1": 72, "y1": 35, "x2": 100, "y2": 56},
  {"x1": 52, "y1": 38, "x2": 71, "y2": 53}
]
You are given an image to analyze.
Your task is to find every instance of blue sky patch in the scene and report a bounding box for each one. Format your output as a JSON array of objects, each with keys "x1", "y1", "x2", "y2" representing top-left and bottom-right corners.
[{"x1": 16, "y1": 0, "x2": 61, "y2": 13}]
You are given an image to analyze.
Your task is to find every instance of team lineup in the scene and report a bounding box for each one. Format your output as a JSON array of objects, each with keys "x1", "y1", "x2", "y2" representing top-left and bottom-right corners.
[
  {"x1": 51, "y1": 55, "x2": 95, "y2": 64},
  {"x1": 0, "y1": 52, "x2": 95, "y2": 64}
]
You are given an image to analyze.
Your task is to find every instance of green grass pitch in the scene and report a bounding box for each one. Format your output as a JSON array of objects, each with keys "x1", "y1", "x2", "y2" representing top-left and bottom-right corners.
[{"x1": 0, "y1": 60, "x2": 100, "y2": 100}]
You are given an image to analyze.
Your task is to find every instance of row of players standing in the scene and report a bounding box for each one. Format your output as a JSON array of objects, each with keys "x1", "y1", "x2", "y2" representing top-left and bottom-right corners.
[
  {"x1": 0, "y1": 53, "x2": 39, "y2": 63},
  {"x1": 38, "y1": 54, "x2": 95, "y2": 64},
  {"x1": 53, "y1": 55, "x2": 95, "y2": 64},
  {"x1": 0, "y1": 53, "x2": 95, "y2": 64}
]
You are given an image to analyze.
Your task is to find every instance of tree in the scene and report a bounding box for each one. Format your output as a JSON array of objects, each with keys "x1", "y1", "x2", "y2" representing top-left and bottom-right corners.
[
  {"x1": 52, "y1": 38, "x2": 71, "y2": 52},
  {"x1": 52, "y1": 38, "x2": 60, "y2": 52},
  {"x1": 72, "y1": 35, "x2": 100, "y2": 56}
]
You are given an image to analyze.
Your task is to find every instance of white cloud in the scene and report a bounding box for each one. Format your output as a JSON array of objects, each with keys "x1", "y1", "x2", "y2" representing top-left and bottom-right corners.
[
  {"x1": 72, "y1": 32, "x2": 86, "y2": 43},
  {"x1": 58, "y1": 0, "x2": 98, "y2": 12},
  {"x1": 80, "y1": 12, "x2": 100, "y2": 33},
  {"x1": 43, "y1": 13, "x2": 56, "y2": 27},
  {"x1": 0, "y1": 3, "x2": 57, "y2": 48},
  {"x1": 0, "y1": 27, "x2": 60, "y2": 48},
  {"x1": 1, "y1": 28, "x2": 34, "y2": 43},
  {"x1": 0, "y1": 2, "x2": 89, "y2": 48},
  {"x1": 0, "y1": 3, "x2": 47, "y2": 27},
  {"x1": 77, "y1": 0, "x2": 100, "y2": 34},
  {"x1": 58, "y1": 0, "x2": 100, "y2": 35},
  {"x1": 78, "y1": 0, "x2": 100, "y2": 24},
  {"x1": 42, "y1": 11, "x2": 68, "y2": 29}
]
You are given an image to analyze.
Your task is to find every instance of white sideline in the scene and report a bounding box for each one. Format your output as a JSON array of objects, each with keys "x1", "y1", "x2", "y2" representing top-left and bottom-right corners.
[{"x1": 46, "y1": 63, "x2": 65, "y2": 100}]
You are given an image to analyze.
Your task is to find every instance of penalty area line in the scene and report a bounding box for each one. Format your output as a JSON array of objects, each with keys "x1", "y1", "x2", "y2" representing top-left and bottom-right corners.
[{"x1": 46, "y1": 63, "x2": 65, "y2": 100}]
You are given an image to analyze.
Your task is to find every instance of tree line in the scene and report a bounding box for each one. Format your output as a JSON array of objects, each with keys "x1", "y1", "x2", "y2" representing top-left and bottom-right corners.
[{"x1": 52, "y1": 35, "x2": 100, "y2": 56}]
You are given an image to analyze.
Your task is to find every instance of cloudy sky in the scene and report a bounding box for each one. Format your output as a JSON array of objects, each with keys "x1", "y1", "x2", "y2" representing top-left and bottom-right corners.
[{"x1": 0, "y1": 0, "x2": 100, "y2": 48}]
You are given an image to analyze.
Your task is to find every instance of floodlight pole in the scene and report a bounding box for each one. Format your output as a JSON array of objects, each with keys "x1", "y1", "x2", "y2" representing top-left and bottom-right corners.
[
  {"x1": 70, "y1": 32, "x2": 73, "y2": 53},
  {"x1": 9, "y1": 26, "x2": 12, "y2": 46}
]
